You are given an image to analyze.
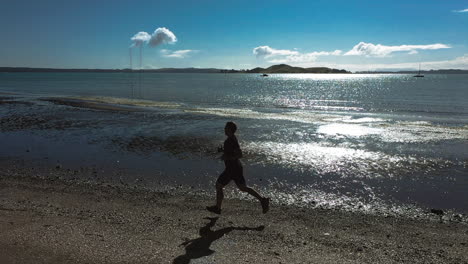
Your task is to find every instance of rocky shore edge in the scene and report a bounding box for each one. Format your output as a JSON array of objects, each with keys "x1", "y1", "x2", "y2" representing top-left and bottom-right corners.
[{"x1": 1, "y1": 172, "x2": 468, "y2": 264}]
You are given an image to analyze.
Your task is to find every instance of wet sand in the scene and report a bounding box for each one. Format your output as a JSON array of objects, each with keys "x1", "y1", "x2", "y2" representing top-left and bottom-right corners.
[
  {"x1": 1, "y1": 95, "x2": 468, "y2": 263},
  {"x1": 1, "y1": 171, "x2": 468, "y2": 264},
  {"x1": 0, "y1": 96, "x2": 33, "y2": 106},
  {"x1": 42, "y1": 98, "x2": 144, "y2": 112}
]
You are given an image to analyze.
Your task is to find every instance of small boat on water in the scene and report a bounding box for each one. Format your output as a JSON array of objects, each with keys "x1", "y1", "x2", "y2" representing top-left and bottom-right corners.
[
  {"x1": 261, "y1": 73, "x2": 269, "y2": 77},
  {"x1": 413, "y1": 64, "x2": 424, "y2": 77}
]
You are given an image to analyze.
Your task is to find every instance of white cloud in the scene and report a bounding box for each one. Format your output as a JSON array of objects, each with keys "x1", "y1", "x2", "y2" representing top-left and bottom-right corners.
[
  {"x1": 130, "y1": 32, "x2": 151, "y2": 47},
  {"x1": 344, "y1": 42, "x2": 450, "y2": 57},
  {"x1": 288, "y1": 54, "x2": 468, "y2": 72},
  {"x1": 161, "y1": 49, "x2": 197, "y2": 58},
  {"x1": 253, "y1": 45, "x2": 342, "y2": 64},
  {"x1": 251, "y1": 43, "x2": 463, "y2": 71},
  {"x1": 149, "y1": 27, "x2": 177, "y2": 47},
  {"x1": 364, "y1": 54, "x2": 468, "y2": 71},
  {"x1": 417, "y1": 54, "x2": 468, "y2": 69},
  {"x1": 453, "y1": 9, "x2": 468, "y2": 13},
  {"x1": 269, "y1": 50, "x2": 342, "y2": 64},
  {"x1": 253, "y1": 46, "x2": 299, "y2": 58}
]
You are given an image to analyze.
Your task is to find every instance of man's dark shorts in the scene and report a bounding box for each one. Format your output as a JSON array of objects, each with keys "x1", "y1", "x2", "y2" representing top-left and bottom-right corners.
[{"x1": 216, "y1": 165, "x2": 246, "y2": 186}]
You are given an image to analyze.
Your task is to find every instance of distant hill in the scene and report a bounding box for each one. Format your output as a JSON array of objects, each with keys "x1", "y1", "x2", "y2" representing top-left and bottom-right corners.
[
  {"x1": 356, "y1": 69, "x2": 468, "y2": 74},
  {"x1": 0, "y1": 64, "x2": 350, "y2": 74},
  {"x1": 243, "y1": 64, "x2": 350, "y2": 74},
  {"x1": 2, "y1": 66, "x2": 467, "y2": 74},
  {"x1": 0, "y1": 67, "x2": 128, "y2": 73},
  {"x1": 143, "y1": 67, "x2": 221, "y2": 73},
  {"x1": 0, "y1": 67, "x2": 220, "y2": 73}
]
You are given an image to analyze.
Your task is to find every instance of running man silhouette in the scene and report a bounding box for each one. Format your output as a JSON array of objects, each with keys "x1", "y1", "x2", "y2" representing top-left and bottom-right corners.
[{"x1": 207, "y1": 121, "x2": 270, "y2": 214}]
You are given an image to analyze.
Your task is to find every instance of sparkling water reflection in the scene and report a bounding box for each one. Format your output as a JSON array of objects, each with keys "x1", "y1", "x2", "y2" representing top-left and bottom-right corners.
[{"x1": 1, "y1": 73, "x2": 468, "y2": 216}]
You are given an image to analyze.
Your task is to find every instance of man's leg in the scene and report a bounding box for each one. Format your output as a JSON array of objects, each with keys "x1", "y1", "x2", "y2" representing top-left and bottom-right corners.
[
  {"x1": 216, "y1": 182, "x2": 225, "y2": 209},
  {"x1": 237, "y1": 184, "x2": 262, "y2": 201},
  {"x1": 237, "y1": 184, "x2": 270, "y2": 213},
  {"x1": 207, "y1": 173, "x2": 228, "y2": 214}
]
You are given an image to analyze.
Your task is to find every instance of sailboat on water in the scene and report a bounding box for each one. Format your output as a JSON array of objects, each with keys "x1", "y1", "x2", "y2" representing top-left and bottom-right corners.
[{"x1": 413, "y1": 63, "x2": 424, "y2": 77}]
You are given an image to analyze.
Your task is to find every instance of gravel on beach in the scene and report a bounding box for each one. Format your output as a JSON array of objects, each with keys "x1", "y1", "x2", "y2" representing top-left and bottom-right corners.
[
  {"x1": 1, "y1": 96, "x2": 467, "y2": 263},
  {"x1": 1, "y1": 173, "x2": 467, "y2": 264}
]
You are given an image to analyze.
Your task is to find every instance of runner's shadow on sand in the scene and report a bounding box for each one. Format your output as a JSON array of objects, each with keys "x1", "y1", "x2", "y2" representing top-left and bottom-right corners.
[{"x1": 173, "y1": 217, "x2": 265, "y2": 264}]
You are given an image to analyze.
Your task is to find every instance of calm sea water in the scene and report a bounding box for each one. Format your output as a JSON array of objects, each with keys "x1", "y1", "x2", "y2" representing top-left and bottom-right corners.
[{"x1": 1, "y1": 72, "x2": 467, "y2": 216}]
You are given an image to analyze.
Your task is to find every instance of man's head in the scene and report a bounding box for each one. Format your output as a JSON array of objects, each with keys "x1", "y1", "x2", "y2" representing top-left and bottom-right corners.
[{"x1": 225, "y1": 121, "x2": 237, "y2": 136}]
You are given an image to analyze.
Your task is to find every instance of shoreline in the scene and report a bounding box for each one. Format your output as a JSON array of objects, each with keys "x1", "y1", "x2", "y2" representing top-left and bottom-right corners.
[
  {"x1": 1, "y1": 172, "x2": 468, "y2": 263},
  {"x1": 2, "y1": 67, "x2": 468, "y2": 74},
  {"x1": 42, "y1": 97, "x2": 145, "y2": 112},
  {"x1": 1, "y1": 85, "x2": 468, "y2": 263}
]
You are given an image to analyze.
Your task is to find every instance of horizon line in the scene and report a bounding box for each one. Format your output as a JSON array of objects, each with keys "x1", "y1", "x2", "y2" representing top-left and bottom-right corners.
[{"x1": 1, "y1": 66, "x2": 468, "y2": 73}]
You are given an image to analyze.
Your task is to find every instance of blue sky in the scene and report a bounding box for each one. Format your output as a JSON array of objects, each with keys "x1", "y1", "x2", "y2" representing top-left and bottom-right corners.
[{"x1": 1, "y1": 0, "x2": 467, "y2": 71}]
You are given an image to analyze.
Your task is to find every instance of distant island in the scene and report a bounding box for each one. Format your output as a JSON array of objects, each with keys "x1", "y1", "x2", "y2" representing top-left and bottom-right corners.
[
  {"x1": 1, "y1": 65, "x2": 467, "y2": 74},
  {"x1": 221, "y1": 64, "x2": 350, "y2": 74},
  {"x1": 0, "y1": 64, "x2": 349, "y2": 74},
  {"x1": 356, "y1": 69, "x2": 468, "y2": 74}
]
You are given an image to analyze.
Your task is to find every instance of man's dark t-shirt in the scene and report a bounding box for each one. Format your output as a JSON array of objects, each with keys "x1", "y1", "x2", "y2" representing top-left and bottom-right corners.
[
  {"x1": 223, "y1": 135, "x2": 242, "y2": 168},
  {"x1": 217, "y1": 135, "x2": 245, "y2": 186}
]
